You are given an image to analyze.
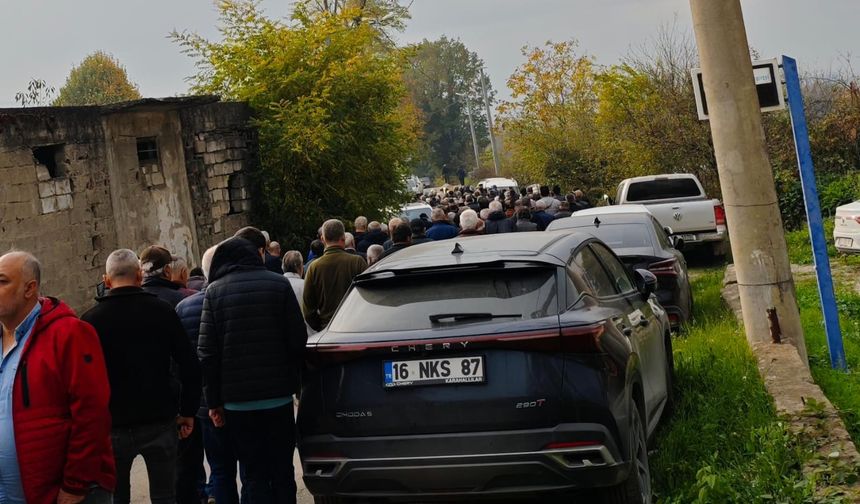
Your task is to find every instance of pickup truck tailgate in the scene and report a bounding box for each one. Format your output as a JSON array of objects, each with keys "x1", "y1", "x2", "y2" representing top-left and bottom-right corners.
[{"x1": 645, "y1": 200, "x2": 718, "y2": 234}]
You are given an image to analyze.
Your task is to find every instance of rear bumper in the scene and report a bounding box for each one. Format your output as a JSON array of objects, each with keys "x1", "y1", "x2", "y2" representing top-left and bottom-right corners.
[
  {"x1": 675, "y1": 229, "x2": 726, "y2": 244},
  {"x1": 299, "y1": 424, "x2": 628, "y2": 500},
  {"x1": 834, "y1": 230, "x2": 860, "y2": 253}
]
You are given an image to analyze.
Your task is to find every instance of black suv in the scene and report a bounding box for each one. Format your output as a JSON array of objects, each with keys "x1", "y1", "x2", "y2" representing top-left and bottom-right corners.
[{"x1": 298, "y1": 231, "x2": 673, "y2": 503}]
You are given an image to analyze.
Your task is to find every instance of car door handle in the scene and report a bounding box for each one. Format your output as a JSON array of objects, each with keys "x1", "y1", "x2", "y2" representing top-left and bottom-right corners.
[{"x1": 637, "y1": 318, "x2": 650, "y2": 327}]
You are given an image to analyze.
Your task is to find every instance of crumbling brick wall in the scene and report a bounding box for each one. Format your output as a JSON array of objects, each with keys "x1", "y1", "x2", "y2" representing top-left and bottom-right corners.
[
  {"x1": 180, "y1": 102, "x2": 257, "y2": 252},
  {"x1": 0, "y1": 108, "x2": 118, "y2": 312}
]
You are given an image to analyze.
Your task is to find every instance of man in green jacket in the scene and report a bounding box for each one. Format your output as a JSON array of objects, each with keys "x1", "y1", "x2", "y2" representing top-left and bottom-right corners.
[{"x1": 303, "y1": 219, "x2": 368, "y2": 331}]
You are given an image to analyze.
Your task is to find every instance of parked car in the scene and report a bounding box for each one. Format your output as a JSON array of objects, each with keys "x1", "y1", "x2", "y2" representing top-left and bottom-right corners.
[
  {"x1": 477, "y1": 177, "x2": 519, "y2": 194},
  {"x1": 405, "y1": 175, "x2": 424, "y2": 195},
  {"x1": 399, "y1": 202, "x2": 432, "y2": 222},
  {"x1": 834, "y1": 200, "x2": 860, "y2": 254},
  {"x1": 548, "y1": 205, "x2": 693, "y2": 328},
  {"x1": 298, "y1": 231, "x2": 673, "y2": 504},
  {"x1": 615, "y1": 174, "x2": 727, "y2": 257}
]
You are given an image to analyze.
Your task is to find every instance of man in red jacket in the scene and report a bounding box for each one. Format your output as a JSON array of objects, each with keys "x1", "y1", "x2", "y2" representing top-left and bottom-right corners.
[{"x1": 0, "y1": 251, "x2": 114, "y2": 504}]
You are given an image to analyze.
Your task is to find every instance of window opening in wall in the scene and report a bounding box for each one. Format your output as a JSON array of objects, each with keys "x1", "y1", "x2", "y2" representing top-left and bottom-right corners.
[
  {"x1": 228, "y1": 173, "x2": 251, "y2": 214},
  {"x1": 136, "y1": 137, "x2": 165, "y2": 188},
  {"x1": 32, "y1": 144, "x2": 73, "y2": 214},
  {"x1": 136, "y1": 137, "x2": 159, "y2": 166},
  {"x1": 32, "y1": 144, "x2": 68, "y2": 178}
]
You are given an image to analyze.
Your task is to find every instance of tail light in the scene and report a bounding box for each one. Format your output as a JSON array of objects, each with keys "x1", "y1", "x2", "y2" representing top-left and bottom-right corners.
[
  {"x1": 305, "y1": 323, "x2": 608, "y2": 367},
  {"x1": 668, "y1": 313, "x2": 680, "y2": 326},
  {"x1": 714, "y1": 204, "x2": 727, "y2": 227},
  {"x1": 544, "y1": 441, "x2": 600, "y2": 450},
  {"x1": 854, "y1": 216, "x2": 860, "y2": 225},
  {"x1": 649, "y1": 257, "x2": 678, "y2": 277}
]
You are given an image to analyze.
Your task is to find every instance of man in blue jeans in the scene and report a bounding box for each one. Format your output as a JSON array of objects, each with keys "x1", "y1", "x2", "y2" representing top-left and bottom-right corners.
[
  {"x1": 198, "y1": 228, "x2": 307, "y2": 504},
  {"x1": 176, "y1": 245, "x2": 243, "y2": 504}
]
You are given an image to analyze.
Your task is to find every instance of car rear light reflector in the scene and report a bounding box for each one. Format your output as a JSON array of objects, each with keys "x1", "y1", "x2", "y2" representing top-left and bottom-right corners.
[
  {"x1": 560, "y1": 324, "x2": 606, "y2": 353},
  {"x1": 544, "y1": 441, "x2": 600, "y2": 450},
  {"x1": 649, "y1": 258, "x2": 678, "y2": 277},
  {"x1": 714, "y1": 204, "x2": 727, "y2": 226}
]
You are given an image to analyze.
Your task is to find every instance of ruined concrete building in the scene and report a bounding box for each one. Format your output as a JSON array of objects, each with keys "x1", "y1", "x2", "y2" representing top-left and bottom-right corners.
[{"x1": 0, "y1": 96, "x2": 257, "y2": 312}]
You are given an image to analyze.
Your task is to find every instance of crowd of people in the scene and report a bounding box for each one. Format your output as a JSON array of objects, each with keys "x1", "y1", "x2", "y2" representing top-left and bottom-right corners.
[{"x1": 0, "y1": 182, "x2": 589, "y2": 504}]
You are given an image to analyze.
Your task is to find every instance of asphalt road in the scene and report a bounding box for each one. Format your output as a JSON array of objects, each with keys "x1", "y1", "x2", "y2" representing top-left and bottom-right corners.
[{"x1": 130, "y1": 449, "x2": 314, "y2": 504}]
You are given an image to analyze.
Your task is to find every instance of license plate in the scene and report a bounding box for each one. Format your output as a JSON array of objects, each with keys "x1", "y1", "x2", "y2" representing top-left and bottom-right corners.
[
  {"x1": 384, "y1": 356, "x2": 485, "y2": 388},
  {"x1": 837, "y1": 237, "x2": 853, "y2": 247},
  {"x1": 678, "y1": 234, "x2": 697, "y2": 242}
]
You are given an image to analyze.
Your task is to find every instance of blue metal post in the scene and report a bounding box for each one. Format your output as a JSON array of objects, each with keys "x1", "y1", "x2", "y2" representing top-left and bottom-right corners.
[{"x1": 782, "y1": 55, "x2": 846, "y2": 370}]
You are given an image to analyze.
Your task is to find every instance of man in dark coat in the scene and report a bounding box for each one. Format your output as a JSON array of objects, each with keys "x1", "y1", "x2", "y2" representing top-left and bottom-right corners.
[
  {"x1": 198, "y1": 230, "x2": 307, "y2": 504},
  {"x1": 175, "y1": 246, "x2": 242, "y2": 504},
  {"x1": 381, "y1": 222, "x2": 413, "y2": 259},
  {"x1": 484, "y1": 200, "x2": 516, "y2": 234},
  {"x1": 531, "y1": 200, "x2": 555, "y2": 231},
  {"x1": 82, "y1": 249, "x2": 201, "y2": 504},
  {"x1": 410, "y1": 218, "x2": 433, "y2": 245},
  {"x1": 140, "y1": 245, "x2": 189, "y2": 308},
  {"x1": 425, "y1": 208, "x2": 459, "y2": 241},
  {"x1": 356, "y1": 221, "x2": 388, "y2": 253}
]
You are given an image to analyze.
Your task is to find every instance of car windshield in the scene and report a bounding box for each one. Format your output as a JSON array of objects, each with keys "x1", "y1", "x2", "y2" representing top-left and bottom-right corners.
[
  {"x1": 328, "y1": 268, "x2": 559, "y2": 332},
  {"x1": 626, "y1": 178, "x2": 702, "y2": 202}
]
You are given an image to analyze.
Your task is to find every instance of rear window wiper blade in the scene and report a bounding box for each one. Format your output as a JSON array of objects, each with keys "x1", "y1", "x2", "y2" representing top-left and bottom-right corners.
[{"x1": 429, "y1": 312, "x2": 523, "y2": 324}]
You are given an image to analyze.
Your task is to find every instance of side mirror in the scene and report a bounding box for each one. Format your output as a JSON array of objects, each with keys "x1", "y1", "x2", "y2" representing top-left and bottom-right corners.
[
  {"x1": 669, "y1": 235, "x2": 684, "y2": 250},
  {"x1": 633, "y1": 269, "x2": 658, "y2": 300}
]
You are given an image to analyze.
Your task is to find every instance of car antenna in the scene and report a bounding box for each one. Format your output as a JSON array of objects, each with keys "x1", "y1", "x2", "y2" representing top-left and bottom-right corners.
[
  {"x1": 593, "y1": 217, "x2": 601, "y2": 228},
  {"x1": 452, "y1": 243, "x2": 464, "y2": 255}
]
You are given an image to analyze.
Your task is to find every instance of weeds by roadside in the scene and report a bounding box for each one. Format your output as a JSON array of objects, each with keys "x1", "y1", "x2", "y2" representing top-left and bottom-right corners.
[
  {"x1": 651, "y1": 270, "x2": 821, "y2": 503},
  {"x1": 795, "y1": 280, "x2": 860, "y2": 444}
]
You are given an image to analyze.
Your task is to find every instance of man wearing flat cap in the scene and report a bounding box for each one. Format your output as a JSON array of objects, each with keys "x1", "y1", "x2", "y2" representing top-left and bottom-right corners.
[{"x1": 140, "y1": 246, "x2": 189, "y2": 308}]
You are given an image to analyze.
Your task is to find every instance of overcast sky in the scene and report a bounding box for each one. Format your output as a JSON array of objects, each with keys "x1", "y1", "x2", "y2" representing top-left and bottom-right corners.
[{"x1": 0, "y1": 0, "x2": 856, "y2": 107}]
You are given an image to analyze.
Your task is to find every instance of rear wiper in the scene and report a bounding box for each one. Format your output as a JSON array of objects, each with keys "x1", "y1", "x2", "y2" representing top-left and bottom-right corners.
[{"x1": 429, "y1": 313, "x2": 523, "y2": 324}]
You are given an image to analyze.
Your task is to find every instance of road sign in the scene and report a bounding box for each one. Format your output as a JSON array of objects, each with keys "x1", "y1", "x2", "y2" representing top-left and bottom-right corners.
[{"x1": 691, "y1": 58, "x2": 786, "y2": 120}]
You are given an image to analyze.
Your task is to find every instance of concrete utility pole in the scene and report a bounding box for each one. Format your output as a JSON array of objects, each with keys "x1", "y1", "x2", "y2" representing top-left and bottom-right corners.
[
  {"x1": 479, "y1": 69, "x2": 500, "y2": 176},
  {"x1": 463, "y1": 94, "x2": 482, "y2": 173},
  {"x1": 689, "y1": 0, "x2": 807, "y2": 362}
]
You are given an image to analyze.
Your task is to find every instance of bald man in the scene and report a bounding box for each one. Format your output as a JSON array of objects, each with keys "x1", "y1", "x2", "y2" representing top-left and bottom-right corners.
[{"x1": 0, "y1": 251, "x2": 114, "y2": 504}]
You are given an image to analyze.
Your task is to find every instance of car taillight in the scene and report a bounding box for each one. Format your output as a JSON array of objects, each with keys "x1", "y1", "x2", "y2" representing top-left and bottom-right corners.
[
  {"x1": 543, "y1": 441, "x2": 600, "y2": 450},
  {"x1": 854, "y1": 216, "x2": 860, "y2": 225},
  {"x1": 559, "y1": 324, "x2": 606, "y2": 353},
  {"x1": 305, "y1": 324, "x2": 608, "y2": 367},
  {"x1": 649, "y1": 257, "x2": 678, "y2": 277},
  {"x1": 714, "y1": 204, "x2": 727, "y2": 226}
]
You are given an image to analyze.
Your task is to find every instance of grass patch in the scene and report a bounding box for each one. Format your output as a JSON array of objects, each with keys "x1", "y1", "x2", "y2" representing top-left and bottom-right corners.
[
  {"x1": 652, "y1": 269, "x2": 815, "y2": 503},
  {"x1": 796, "y1": 280, "x2": 860, "y2": 442},
  {"x1": 785, "y1": 220, "x2": 860, "y2": 267}
]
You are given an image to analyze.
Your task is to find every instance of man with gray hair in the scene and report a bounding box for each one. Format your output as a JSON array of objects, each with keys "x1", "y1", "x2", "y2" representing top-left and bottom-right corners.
[
  {"x1": 140, "y1": 245, "x2": 188, "y2": 308},
  {"x1": 458, "y1": 209, "x2": 483, "y2": 237},
  {"x1": 303, "y1": 219, "x2": 368, "y2": 331},
  {"x1": 485, "y1": 199, "x2": 516, "y2": 234},
  {"x1": 366, "y1": 244, "x2": 385, "y2": 266},
  {"x1": 0, "y1": 251, "x2": 114, "y2": 504},
  {"x1": 82, "y1": 249, "x2": 201, "y2": 504},
  {"x1": 426, "y1": 208, "x2": 459, "y2": 240},
  {"x1": 357, "y1": 220, "x2": 387, "y2": 253}
]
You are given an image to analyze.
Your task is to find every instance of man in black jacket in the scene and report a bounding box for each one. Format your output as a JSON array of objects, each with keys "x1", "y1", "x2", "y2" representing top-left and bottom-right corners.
[
  {"x1": 484, "y1": 200, "x2": 516, "y2": 234},
  {"x1": 140, "y1": 245, "x2": 189, "y2": 308},
  {"x1": 82, "y1": 248, "x2": 201, "y2": 504},
  {"x1": 198, "y1": 230, "x2": 307, "y2": 504}
]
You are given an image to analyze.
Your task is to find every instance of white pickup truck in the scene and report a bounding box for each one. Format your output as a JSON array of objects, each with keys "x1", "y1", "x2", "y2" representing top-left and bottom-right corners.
[{"x1": 615, "y1": 173, "x2": 728, "y2": 256}]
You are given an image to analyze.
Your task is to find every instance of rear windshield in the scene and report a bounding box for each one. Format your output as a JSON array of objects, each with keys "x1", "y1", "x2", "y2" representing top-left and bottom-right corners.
[
  {"x1": 328, "y1": 268, "x2": 559, "y2": 333},
  {"x1": 576, "y1": 224, "x2": 655, "y2": 251},
  {"x1": 626, "y1": 178, "x2": 702, "y2": 202},
  {"x1": 401, "y1": 207, "x2": 431, "y2": 221}
]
